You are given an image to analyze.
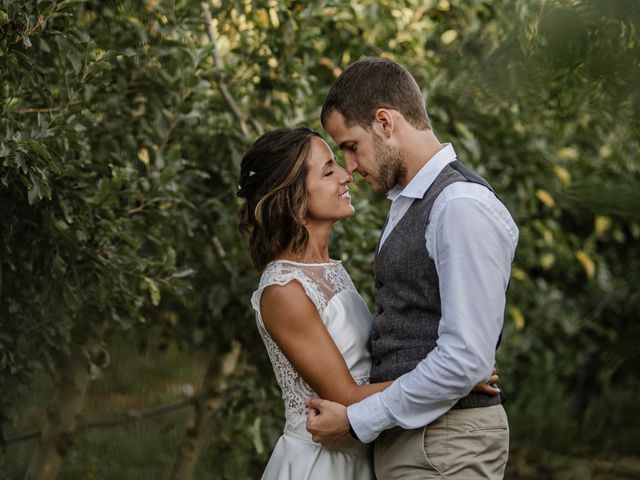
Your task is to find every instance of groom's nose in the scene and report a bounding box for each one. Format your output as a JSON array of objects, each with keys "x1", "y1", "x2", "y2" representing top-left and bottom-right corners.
[{"x1": 345, "y1": 157, "x2": 359, "y2": 174}]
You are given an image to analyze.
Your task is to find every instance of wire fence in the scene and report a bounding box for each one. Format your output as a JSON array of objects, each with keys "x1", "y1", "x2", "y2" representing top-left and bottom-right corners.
[{"x1": 3, "y1": 397, "x2": 195, "y2": 447}]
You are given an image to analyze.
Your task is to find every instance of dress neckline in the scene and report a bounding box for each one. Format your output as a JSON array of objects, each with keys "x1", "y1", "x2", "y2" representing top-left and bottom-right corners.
[{"x1": 272, "y1": 259, "x2": 341, "y2": 267}]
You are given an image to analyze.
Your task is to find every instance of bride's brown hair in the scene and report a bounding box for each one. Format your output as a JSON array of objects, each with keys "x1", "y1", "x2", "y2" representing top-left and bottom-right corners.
[{"x1": 237, "y1": 127, "x2": 322, "y2": 271}]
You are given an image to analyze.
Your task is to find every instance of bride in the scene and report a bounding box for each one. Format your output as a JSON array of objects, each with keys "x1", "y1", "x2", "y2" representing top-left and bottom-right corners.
[{"x1": 237, "y1": 127, "x2": 498, "y2": 479}]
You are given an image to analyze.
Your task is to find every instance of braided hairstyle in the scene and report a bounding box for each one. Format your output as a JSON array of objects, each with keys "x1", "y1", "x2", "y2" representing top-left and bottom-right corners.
[{"x1": 237, "y1": 126, "x2": 321, "y2": 271}]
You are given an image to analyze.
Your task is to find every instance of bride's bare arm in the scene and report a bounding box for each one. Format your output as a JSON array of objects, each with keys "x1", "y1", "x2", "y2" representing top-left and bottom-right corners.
[
  {"x1": 261, "y1": 281, "x2": 500, "y2": 405},
  {"x1": 260, "y1": 281, "x2": 392, "y2": 406}
]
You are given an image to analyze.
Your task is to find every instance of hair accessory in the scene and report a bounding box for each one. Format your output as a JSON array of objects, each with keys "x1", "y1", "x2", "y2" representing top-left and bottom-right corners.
[
  {"x1": 237, "y1": 185, "x2": 241, "y2": 190},
  {"x1": 249, "y1": 170, "x2": 255, "y2": 176}
]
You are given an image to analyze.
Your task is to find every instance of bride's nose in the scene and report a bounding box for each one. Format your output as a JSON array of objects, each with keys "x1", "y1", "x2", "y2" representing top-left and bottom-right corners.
[{"x1": 339, "y1": 168, "x2": 352, "y2": 184}]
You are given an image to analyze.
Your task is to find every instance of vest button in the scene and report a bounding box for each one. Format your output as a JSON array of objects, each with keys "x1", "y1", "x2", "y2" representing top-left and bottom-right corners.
[
  {"x1": 374, "y1": 358, "x2": 381, "y2": 366},
  {"x1": 375, "y1": 280, "x2": 383, "y2": 289},
  {"x1": 377, "y1": 305, "x2": 384, "y2": 314},
  {"x1": 372, "y1": 332, "x2": 380, "y2": 341}
]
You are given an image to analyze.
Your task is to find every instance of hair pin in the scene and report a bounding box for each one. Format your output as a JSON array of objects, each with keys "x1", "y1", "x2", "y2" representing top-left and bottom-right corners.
[{"x1": 249, "y1": 171, "x2": 255, "y2": 176}]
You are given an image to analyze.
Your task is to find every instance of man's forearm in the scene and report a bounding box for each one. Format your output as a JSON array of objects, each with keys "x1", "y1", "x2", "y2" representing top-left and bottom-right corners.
[{"x1": 347, "y1": 342, "x2": 494, "y2": 443}]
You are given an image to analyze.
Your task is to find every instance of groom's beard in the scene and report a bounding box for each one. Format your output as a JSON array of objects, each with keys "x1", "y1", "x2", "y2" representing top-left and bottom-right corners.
[{"x1": 373, "y1": 133, "x2": 406, "y2": 194}]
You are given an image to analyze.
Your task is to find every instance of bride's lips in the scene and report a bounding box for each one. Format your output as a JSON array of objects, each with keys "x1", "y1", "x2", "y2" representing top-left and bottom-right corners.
[{"x1": 338, "y1": 189, "x2": 351, "y2": 200}]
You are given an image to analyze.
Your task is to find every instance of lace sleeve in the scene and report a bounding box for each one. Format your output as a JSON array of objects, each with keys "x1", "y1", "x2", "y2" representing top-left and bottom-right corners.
[
  {"x1": 249, "y1": 262, "x2": 324, "y2": 426},
  {"x1": 251, "y1": 262, "x2": 328, "y2": 323}
]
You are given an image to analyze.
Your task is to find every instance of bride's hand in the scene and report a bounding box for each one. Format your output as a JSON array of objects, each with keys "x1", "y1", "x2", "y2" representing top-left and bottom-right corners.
[{"x1": 471, "y1": 366, "x2": 500, "y2": 395}]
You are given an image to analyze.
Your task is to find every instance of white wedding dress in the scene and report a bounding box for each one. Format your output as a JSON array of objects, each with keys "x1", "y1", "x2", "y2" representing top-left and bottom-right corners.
[{"x1": 251, "y1": 259, "x2": 375, "y2": 480}]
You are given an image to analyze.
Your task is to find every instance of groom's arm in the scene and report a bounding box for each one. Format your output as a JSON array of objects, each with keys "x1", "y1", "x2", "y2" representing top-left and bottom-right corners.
[{"x1": 347, "y1": 188, "x2": 518, "y2": 443}]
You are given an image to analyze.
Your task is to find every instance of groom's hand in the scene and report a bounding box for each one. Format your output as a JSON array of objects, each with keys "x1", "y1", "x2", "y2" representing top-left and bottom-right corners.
[
  {"x1": 306, "y1": 398, "x2": 353, "y2": 448},
  {"x1": 472, "y1": 366, "x2": 501, "y2": 395}
]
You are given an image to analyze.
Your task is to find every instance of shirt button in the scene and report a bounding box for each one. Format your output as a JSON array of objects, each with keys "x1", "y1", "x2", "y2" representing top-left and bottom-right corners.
[
  {"x1": 374, "y1": 358, "x2": 381, "y2": 366},
  {"x1": 372, "y1": 332, "x2": 380, "y2": 341}
]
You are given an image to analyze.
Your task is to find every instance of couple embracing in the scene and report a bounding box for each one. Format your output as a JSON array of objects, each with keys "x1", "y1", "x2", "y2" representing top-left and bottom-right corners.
[{"x1": 237, "y1": 58, "x2": 518, "y2": 479}]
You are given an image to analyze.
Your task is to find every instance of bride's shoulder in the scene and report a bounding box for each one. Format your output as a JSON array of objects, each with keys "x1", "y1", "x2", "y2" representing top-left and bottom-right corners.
[{"x1": 252, "y1": 261, "x2": 322, "y2": 312}]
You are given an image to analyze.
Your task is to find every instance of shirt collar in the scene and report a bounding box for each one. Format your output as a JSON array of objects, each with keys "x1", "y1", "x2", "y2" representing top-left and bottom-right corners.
[{"x1": 387, "y1": 143, "x2": 457, "y2": 201}]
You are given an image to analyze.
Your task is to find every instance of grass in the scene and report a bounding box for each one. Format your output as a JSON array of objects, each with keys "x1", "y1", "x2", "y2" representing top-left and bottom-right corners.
[
  {"x1": 2, "y1": 336, "x2": 639, "y2": 479},
  {"x1": 504, "y1": 373, "x2": 640, "y2": 479},
  {"x1": 2, "y1": 337, "x2": 209, "y2": 480}
]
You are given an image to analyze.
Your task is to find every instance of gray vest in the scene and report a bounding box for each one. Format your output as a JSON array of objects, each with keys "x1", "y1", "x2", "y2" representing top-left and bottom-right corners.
[{"x1": 370, "y1": 161, "x2": 503, "y2": 409}]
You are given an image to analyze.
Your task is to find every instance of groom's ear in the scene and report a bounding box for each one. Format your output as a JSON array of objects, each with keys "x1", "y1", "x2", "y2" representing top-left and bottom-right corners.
[{"x1": 373, "y1": 108, "x2": 395, "y2": 138}]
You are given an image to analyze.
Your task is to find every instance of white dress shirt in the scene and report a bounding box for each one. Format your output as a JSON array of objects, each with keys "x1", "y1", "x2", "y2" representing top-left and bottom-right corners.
[{"x1": 348, "y1": 144, "x2": 519, "y2": 443}]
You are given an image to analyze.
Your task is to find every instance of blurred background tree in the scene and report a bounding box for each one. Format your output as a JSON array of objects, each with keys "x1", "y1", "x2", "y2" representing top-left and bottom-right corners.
[{"x1": 1, "y1": 0, "x2": 638, "y2": 479}]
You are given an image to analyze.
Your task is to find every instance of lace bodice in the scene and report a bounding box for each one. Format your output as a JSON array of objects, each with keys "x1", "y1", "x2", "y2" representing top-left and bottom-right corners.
[{"x1": 251, "y1": 260, "x2": 373, "y2": 427}]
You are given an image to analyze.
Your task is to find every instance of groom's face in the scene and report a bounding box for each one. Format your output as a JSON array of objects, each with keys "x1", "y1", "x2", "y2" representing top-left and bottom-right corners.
[
  {"x1": 324, "y1": 110, "x2": 401, "y2": 194},
  {"x1": 325, "y1": 110, "x2": 380, "y2": 190}
]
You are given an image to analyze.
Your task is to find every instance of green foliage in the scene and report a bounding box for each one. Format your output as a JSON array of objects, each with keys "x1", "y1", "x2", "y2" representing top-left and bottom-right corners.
[
  {"x1": 1, "y1": 0, "x2": 195, "y2": 429},
  {"x1": 1, "y1": 0, "x2": 639, "y2": 477}
]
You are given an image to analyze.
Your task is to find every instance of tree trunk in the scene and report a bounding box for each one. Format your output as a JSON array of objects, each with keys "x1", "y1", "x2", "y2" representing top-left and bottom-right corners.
[
  {"x1": 24, "y1": 344, "x2": 92, "y2": 480},
  {"x1": 168, "y1": 342, "x2": 241, "y2": 480}
]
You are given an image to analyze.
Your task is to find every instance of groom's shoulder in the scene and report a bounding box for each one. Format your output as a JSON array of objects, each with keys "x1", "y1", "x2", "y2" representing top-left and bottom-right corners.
[{"x1": 437, "y1": 181, "x2": 494, "y2": 205}]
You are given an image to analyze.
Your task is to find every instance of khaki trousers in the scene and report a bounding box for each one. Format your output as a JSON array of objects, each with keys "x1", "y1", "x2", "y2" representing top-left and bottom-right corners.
[{"x1": 374, "y1": 404, "x2": 509, "y2": 479}]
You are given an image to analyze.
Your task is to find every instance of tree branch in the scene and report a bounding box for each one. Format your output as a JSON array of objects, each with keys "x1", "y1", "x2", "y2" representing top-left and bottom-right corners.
[
  {"x1": 201, "y1": 2, "x2": 247, "y2": 136},
  {"x1": 14, "y1": 100, "x2": 82, "y2": 114},
  {"x1": 200, "y1": 2, "x2": 262, "y2": 136},
  {"x1": 15, "y1": 107, "x2": 58, "y2": 113}
]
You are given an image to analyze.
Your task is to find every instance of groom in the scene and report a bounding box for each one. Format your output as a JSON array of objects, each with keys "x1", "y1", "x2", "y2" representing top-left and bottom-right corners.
[{"x1": 306, "y1": 57, "x2": 518, "y2": 478}]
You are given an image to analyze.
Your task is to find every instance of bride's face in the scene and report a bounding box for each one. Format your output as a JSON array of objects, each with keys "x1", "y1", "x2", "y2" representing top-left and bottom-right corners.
[{"x1": 304, "y1": 136, "x2": 354, "y2": 223}]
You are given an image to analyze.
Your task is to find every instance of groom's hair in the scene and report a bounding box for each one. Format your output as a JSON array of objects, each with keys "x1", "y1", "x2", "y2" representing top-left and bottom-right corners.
[
  {"x1": 237, "y1": 127, "x2": 321, "y2": 271},
  {"x1": 321, "y1": 57, "x2": 430, "y2": 131}
]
